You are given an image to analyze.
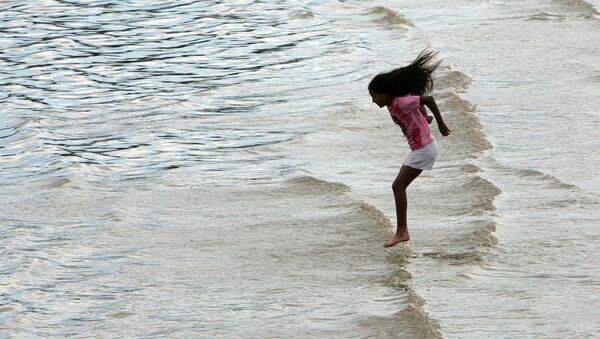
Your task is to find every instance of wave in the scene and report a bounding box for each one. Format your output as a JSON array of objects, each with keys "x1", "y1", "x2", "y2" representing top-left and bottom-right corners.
[
  {"x1": 489, "y1": 160, "x2": 580, "y2": 191},
  {"x1": 460, "y1": 176, "x2": 502, "y2": 213},
  {"x1": 525, "y1": 12, "x2": 568, "y2": 21},
  {"x1": 423, "y1": 66, "x2": 501, "y2": 265},
  {"x1": 515, "y1": 168, "x2": 579, "y2": 190},
  {"x1": 433, "y1": 68, "x2": 494, "y2": 159},
  {"x1": 285, "y1": 175, "x2": 352, "y2": 193},
  {"x1": 43, "y1": 177, "x2": 73, "y2": 189},
  {"x1": 418, "y1": 220, "x2": 498, "y2": 266},
  {"x1": 486, "y1": 159, "x2": 600, "y2": 210},
  {"x1": 285, "y1": 174, "x2": 502, "y2": 258},
  {"x1": 358, "y1": 292, "x2": 443, "y2": 338},
  {"x1": 438, "y1": 92, "x2": 492, "y2": 154},
  {"x1": 436, "y1": 69, "x2": 472, "y2": 92},
  {"x1": 422, "y1": 172, "x2": 501, "y2": 264},
  {"x1": 547, "y1": 197, "x2": 599, "y2": 208},
  {"x1": 400, "y1": 292, "x2": 444, "y2": 338},
  {"x1": 470, "y1": 221, "x2": 498, "y2": 247},
  {"x1": 361, "y1": 276, "x2": 443, "y2": 337},
  {"x1": 285, "y1": 175, "x2": 443, "y2": 337},
  {"x1": 286, "y1": 176, "x2": 394, "y2": 235},
  {"x1": 289, "y1": 9, "x2": 315, "y2": 19},
  {"x1": 462, "y1": 164, "x2": 482, "y2": 173},
  {"x1": 433, "y1": 174, "x2": 502, "y2": 216},
  {"x1": 353, "y1": 201, "x2": 395, "y2": 229},
  {"x1": 554, "y1": 0, "x2": 600, "y2": 16},
  {"x1": 366, "y1": 6, "x2": 413, "y2": 27}
]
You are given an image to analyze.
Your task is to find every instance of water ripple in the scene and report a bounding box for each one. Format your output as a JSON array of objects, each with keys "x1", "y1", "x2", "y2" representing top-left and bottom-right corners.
[{"x1": 0, "y1": 0, "x2": 371, "y2": 185}]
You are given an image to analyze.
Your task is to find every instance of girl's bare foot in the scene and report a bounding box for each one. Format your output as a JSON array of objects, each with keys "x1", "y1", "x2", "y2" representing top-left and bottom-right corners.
[{"x1": 383, "y1": 231, "x2": 410, "y2": 247}]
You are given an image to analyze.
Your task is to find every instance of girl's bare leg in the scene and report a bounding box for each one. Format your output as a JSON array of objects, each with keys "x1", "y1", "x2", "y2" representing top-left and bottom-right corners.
[{"x1": 384, "y1": 165, "x2": 422, "y2": 248}]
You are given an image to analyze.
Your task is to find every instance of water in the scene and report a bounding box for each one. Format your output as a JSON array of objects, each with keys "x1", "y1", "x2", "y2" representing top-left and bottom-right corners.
[{"x1": 1, "y1": 0, "x2": 599, "y2": 337}]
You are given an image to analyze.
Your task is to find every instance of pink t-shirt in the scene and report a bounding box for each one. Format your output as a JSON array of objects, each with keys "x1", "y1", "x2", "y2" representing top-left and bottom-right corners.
[{"x1": 387, "y1": 96, "x2": 435, "y2": 150}]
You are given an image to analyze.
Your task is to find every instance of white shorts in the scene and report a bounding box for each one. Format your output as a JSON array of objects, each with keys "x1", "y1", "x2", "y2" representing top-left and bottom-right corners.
[{"x1": 404, "y1": 140, "x2": 438, "y2": 170}]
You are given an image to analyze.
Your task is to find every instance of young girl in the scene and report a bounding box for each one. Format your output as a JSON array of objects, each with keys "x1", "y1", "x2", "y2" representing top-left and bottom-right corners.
[{"x1": 368, "y1": 50, "x2": 451, "y2": 248}]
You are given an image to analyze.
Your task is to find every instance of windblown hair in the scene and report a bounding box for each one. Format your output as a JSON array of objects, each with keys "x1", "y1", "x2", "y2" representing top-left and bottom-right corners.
[{"x1": 369, "y1": 50, "x2": 441, "y2": 97}]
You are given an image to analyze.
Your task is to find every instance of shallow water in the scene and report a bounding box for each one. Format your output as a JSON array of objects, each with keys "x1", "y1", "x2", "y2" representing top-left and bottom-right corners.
[
  {"x1": 2, "y1": 0, "x2": 599, "y2": 337},
  {"x1": 394, "y1": 0, "x2": 600, "y2": 336}
]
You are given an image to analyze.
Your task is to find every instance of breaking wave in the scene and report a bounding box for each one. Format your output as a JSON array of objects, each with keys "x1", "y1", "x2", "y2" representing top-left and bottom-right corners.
[
  {"x1": 286, "y1": 175, "x2": 443, "y2": 338},
  {"x1": 366, "y1": 6, "x2": 413, "y2": 27}
]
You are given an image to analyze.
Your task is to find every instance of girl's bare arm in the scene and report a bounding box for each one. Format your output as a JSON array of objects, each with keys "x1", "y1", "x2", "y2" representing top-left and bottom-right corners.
[
  {"x1": 419, "y1": 105, "x2": 433, "y2": 124},
  {"x1": 421, "y1": 96, "x2": 450, "y2": 136}
]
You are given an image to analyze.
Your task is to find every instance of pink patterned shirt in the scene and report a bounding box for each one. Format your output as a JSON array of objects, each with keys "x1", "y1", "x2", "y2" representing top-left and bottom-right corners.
[{"x1": 387, "y1": 96, "x2": 435, "y2": 151}]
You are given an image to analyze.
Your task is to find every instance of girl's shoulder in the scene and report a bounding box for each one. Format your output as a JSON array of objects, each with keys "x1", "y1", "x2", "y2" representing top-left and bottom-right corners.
[{"x1": 391, "y1": 95, "x2": 420, "y2": 109}]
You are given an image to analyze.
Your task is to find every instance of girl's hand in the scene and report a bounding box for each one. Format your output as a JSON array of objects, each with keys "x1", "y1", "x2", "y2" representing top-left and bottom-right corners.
[
  {"x1": 421, "y1": 96, "x2": 449, "y2": 135},
  {"x1": 439, "y1": 124, "x2": 451, "y2": 136}
]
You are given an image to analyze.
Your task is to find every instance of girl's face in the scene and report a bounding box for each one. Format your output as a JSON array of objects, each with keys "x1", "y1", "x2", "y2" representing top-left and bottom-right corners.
[{"x1": 369, "y1": 90, "x2": 391, "y2": 108}]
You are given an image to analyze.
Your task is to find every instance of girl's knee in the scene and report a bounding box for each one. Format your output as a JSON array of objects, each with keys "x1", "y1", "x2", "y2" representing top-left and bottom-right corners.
[{"x1": 392, "y1": 181, "x2": 407, "y2": 192}]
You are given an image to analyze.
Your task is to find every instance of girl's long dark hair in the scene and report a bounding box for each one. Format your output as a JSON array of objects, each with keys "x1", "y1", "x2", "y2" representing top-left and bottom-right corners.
[{"x1": 369, "y1": 50, "x2": 440, "y2": 97}]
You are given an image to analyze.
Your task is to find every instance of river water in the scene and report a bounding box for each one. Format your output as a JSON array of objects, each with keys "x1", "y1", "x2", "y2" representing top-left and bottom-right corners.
[{"x1": 1, "y1": 0, "x2": 599, "y2": 337}]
